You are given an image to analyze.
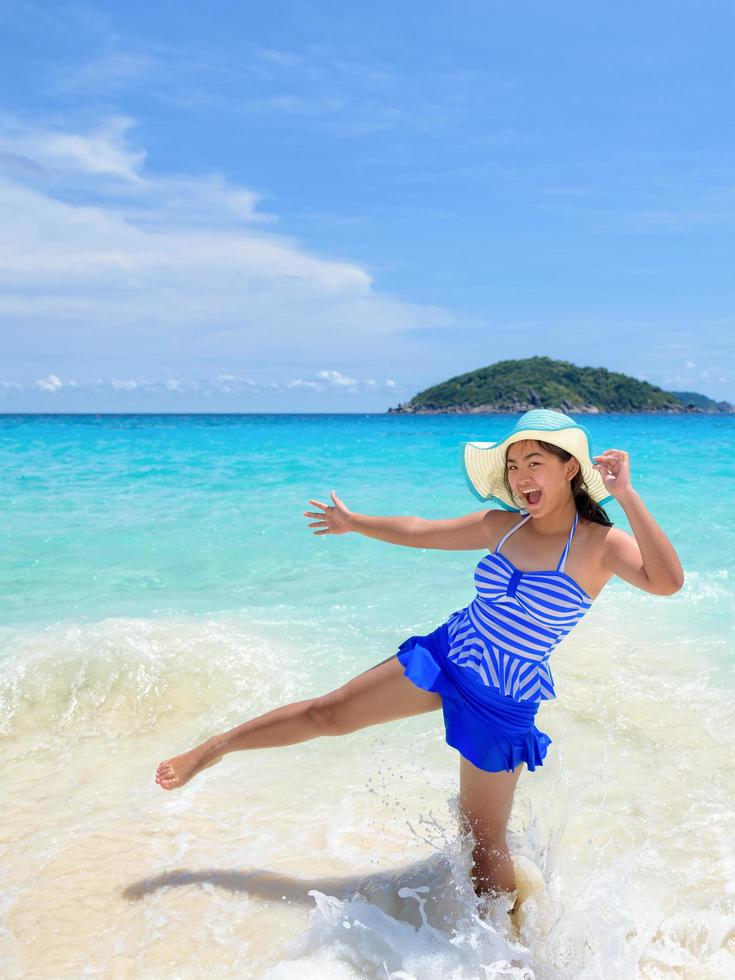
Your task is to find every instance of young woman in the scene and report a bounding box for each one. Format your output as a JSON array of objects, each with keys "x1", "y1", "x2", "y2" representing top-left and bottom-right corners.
[{"x1": 155, "y1": 410, "x2": 684, "y2": 913}]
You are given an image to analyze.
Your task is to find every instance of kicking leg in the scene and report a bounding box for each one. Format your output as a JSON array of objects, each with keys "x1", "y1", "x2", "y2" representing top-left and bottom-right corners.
[
  {"x1": 155, "y1": 653, "x2": 440, "y2": 790},
  {"x1": 459, "y1": 753, "x2": 524, "y2": 902}
]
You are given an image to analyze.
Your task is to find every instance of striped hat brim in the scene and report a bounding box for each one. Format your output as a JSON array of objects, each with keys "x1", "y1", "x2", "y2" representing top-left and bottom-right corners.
[{"x1": 460, "y1": 426, "x2": 614, "y2": 511}]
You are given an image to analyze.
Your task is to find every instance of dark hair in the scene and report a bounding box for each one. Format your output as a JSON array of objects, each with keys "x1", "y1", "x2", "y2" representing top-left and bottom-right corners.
[{"x1": 503, "y1": 439, "x2": 613, "y2": 527}]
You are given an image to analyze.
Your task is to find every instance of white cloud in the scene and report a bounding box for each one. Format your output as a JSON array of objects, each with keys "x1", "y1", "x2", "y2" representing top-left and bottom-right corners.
[
  {"x1": 316, "y1": 369, "x2": 358, "y2": 387},
  {"x1": 0, "y1": 114, "x2": 145, "y2": 182},
  {"x1": 281, "y1": 370, "x2": 399, "y2": 394},
  {"x1": 3, "y1": 371, "x2": 404, "y2": 398},
  {"x1": 684, "y1": 359, "x2": 696, "y2": 368},
  {"x1": 57, "y1": 53, "x2": 155, "y2": 93},
  {"x1": 0, "y1": 114, "x2": 454, "y2": 379},
  {"x1": 35, "y1": 374, "x2": 64, "y2": 392}
]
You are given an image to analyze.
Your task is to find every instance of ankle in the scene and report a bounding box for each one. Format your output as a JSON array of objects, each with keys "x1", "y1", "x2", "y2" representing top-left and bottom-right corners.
[
  {"x1": 472, "y1": 863, "x2": 517, "y2": 899},
  {"x1": 206, "y1": 735, "x2": 227, "y2": 758}
]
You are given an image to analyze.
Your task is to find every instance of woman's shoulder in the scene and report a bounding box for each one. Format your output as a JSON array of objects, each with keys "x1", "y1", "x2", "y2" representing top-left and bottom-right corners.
[
  {"x1": 577, "y1": 514, "x2": 615, "y2": 544},
  {"x1": 577, "y1": 516, "x2": 624, "y2": 575},
  {"x1": 479, "y1": 508, "x2": 526, "y2": 550},
  {"x1": 578, "y1": 514, "x2": 616, "y2": 536},
  {"x1": 487, "y1": 508, "x2": 528, "y2": 531},
  {"x1": 576, "y1": 515, "x2": 619, "y2": 598}
]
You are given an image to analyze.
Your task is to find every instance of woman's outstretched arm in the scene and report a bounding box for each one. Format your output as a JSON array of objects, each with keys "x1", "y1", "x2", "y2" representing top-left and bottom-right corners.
[{"x1": 304, "y1": 490, "x2": 496, "y2": 550}]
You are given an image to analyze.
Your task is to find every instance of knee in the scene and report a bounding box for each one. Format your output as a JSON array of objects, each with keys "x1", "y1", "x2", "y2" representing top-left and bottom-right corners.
[{"x1": 307, "y1": 694, "x2": 353, "y2": 736}]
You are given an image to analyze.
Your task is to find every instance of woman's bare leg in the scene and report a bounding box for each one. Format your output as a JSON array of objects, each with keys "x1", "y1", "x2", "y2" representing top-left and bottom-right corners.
[
  {"x1": 155, "y1": 653, "x2": 440, "y2": 790},
  {"x1": 459, "y1": 754, "x2": 524, "y2": 903}
]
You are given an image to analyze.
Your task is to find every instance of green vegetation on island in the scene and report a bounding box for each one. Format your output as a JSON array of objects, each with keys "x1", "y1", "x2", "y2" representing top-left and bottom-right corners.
[
  {"x1": 667, "y1": 390, "x2": 734, "y2": 412},
  {"x1": 387, "y1": 356, "x2": 734, "y2": 414}
]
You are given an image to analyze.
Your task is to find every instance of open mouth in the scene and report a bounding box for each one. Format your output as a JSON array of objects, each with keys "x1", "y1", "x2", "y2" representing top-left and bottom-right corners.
[{"x1": 522, "y1": 488, "x2": 543, "y2": 506}]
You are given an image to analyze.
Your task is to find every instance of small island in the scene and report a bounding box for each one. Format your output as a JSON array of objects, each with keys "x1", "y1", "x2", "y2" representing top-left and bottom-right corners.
[{"x1": 387, "y1": 356, "x2": 734, "y2": 414}]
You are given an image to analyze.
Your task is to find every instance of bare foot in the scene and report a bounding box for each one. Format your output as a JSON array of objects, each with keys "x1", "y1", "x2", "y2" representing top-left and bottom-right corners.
[
  {"x1": 473, "y1": 888, "x2": 520, "y2": 943},
  {"x1": 155, "y1": 740, "x2": 224, "y2": 790},
  {"x1": 508, "y1": 893, "x2": 522, "y2": 943}
]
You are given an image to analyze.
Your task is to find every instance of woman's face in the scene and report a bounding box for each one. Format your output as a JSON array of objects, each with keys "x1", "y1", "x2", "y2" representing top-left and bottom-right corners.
[{"x1": 505, "y1": 439, "x2": 577, "y2": 514}]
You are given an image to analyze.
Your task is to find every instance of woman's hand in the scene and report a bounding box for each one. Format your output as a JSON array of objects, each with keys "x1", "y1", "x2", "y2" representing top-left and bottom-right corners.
[
  {"x1": 304, "y1": 490, "x2": 354, "y2": 535},
  {"x1": 591, "y1": 449, "x2": 632, "y2": 498}
]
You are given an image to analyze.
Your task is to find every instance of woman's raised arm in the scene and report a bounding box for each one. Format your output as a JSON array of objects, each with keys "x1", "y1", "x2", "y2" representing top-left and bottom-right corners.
[{"x1": 593, "y1": 449, "x2": 685, "y2": 595}]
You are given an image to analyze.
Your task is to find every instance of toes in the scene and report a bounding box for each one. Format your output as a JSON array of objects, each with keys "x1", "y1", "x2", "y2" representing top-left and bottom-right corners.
[{"x1": 155, "y1": 761, "x2": 178, "y2": 787}]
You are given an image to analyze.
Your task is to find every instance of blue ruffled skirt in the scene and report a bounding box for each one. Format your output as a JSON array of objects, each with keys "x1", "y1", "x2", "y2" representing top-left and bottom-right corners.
[{"x1": 396, "y1": 615, "x2": 552, "y2": 773}]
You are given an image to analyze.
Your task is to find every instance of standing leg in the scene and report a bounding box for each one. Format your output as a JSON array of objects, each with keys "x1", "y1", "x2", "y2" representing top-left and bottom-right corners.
[
  {"x1": 155, "y1": 653, "x2": 441, "y2": 790},
  {"x1": 458, "y1": 754, "x2": 524, "y2": 901}
]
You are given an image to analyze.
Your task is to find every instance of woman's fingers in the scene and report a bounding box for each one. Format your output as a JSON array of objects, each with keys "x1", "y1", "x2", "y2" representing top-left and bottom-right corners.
[
  {"x1": 593, "y1": 451, "x2": 627, "y2": 470},
  {"x1": 592, "y1": 450, "x2": 630, "y2": 490},
  {"x1": 593, "y1": 449, "x2": 627, "y2": 460},
  {"x1": 305, "y1": 496, "x2": 344, "y2": 535}
]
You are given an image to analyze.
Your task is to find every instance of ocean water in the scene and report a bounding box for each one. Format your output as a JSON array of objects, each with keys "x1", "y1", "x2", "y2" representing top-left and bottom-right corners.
[{"x1": 1, "y1": 412, "x2": 734, "y2": 979}]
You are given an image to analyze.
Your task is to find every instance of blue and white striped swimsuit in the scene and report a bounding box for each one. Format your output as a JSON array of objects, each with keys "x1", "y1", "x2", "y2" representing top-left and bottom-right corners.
[{"x1": 445, "y1": 510, "x2": 593, "y2": 702}]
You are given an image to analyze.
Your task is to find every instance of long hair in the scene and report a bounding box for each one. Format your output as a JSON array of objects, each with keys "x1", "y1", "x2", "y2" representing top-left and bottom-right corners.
[{"x1": 503, "y1": 439, "x2": 613, "y2": 527}]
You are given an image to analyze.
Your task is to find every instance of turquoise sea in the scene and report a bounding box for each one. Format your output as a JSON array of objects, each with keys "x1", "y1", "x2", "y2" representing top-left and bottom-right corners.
[{"x1": 2, "y1": 412, "x2": 734, "y2": 979}]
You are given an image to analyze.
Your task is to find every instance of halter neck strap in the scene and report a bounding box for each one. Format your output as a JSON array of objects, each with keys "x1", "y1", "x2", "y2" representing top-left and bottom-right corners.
[
  {"x1": 494, "y1": 513, "x2": 531, "y2": 554},
  {"x1": 494, "y1": 510, "x2": 579, "y2": 573},
  {"x1": 556, "y1": 511, "x2": 579, "y2": 573}
]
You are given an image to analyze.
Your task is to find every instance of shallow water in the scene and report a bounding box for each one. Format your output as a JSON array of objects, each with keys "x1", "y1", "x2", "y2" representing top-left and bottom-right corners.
[{"x1": 1, "y1": 413, "x2": 734, "y2": 978}]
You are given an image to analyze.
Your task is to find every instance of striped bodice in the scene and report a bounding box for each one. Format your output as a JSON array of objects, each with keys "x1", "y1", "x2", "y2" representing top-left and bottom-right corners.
[{"x1": 446, "y1": 510, "x2": 593, "y2": 702}]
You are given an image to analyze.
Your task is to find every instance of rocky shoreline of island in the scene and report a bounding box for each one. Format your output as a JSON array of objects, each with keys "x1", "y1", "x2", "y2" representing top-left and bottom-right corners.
[{"x1": 387, "y1": 400, "x2": 731, "y2": 414}]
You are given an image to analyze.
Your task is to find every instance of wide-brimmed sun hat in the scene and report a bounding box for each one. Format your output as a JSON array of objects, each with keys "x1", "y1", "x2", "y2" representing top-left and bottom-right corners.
[{"x1": 460, "y1": 408, "x2": 614, "y2": 511}]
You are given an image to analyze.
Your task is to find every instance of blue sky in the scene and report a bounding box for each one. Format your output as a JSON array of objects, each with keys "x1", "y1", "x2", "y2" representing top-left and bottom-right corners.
[{"x1": 1, "y1": 0, "x2": 733, "y2": 411}]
